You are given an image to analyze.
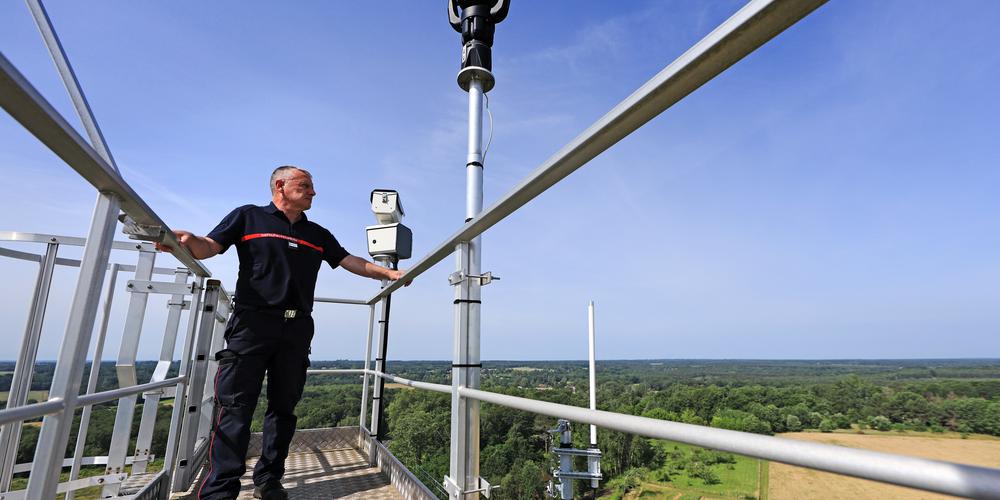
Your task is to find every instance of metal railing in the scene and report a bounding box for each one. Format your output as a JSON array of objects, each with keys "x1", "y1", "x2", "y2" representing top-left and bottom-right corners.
[
  {"x1": 0, "y1": 1, "x2": 226, "y2": 496},
  {"x1": 306, "y1": 0, "x2": 1000, "y2": 498},
  {"x1": 0, "y1": 232, "x2": 231, "y2": 499},
  {"x1": 2, "y1": 0, "x2": 1000, "y2": 499}
]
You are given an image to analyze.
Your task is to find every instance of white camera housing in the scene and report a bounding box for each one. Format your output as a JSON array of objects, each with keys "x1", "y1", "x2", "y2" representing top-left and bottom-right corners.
[
  {"x1": 371, "y1": 189, "x2": 404, "y2": 225},
  {"x1": 366, "y1": 223, "x2": 412, "y2": 260}
]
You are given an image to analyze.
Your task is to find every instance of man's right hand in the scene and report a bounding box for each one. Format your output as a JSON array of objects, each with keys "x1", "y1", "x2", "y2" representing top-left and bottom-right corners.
[
  {"x1": 156, "y1": 230, "x2": 222, "y2": 260},
  {"x1": 155, "y1": 230, "x2": 193, "y2": 254}
]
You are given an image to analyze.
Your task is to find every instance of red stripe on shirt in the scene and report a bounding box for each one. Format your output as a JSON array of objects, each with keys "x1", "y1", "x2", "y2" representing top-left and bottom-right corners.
[{"x1": 241, "y1": 232, "x2": 324, "y2": 252}]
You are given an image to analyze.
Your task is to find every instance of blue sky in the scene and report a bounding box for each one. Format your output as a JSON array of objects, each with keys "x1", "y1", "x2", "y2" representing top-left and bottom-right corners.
[{"x1": 1, "y1": 1, "x2": 998, "y2": 361}]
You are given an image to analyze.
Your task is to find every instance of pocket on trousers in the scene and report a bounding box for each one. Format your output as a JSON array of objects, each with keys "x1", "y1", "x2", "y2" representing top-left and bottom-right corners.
[{"x1": 214, "y1": 348, "x2": 240, "y2": 408}]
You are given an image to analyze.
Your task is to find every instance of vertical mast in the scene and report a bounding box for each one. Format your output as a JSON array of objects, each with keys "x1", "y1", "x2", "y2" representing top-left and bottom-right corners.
[{"x1": 446, "y1": 1, "x2": 508, "y2": 497}]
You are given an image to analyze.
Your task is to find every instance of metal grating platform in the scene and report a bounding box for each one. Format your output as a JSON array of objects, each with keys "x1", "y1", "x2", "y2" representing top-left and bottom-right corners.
[
  {"x1": 170, "y1": 427, "x2": 413, "y2": 500},
  {"x1": 172, "y1": 447, "x2": 400, "y2": 500}
]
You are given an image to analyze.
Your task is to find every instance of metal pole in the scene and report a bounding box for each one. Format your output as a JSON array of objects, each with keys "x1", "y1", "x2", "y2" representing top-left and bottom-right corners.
[
  {"x1": 65, "y1": 263, "x2": 119, "y2": 500},
  {"x1": 25, "y1": 0, "x2": 120, "y2": 173},
  {"x1": 132, "y1": 268, "x2": 190, "y2": 474},
  {"x1": 587, "y1": 301, "x2": 600, "y2": 491},
  {"x1": 22, "y1": 4, "x2": 126, "y2": 495},
  {"x1": 359, "y1": 304, "x2": 376, "y2": 433},
  {"x1": 369, "y1": 266, "x2": 393, "y2": 449},
  {"x1": 369, "y1": 0, "x2": 828, "y2": 304},
  {"x1": 0, "y1": 242, "x2": 57, "y2": 492},
  {"x1": 559, "y1": 423, "x2": 573, "y2": 500},
  {"x1": 25, "y1": 193, "x2": 119, "y2": 500},
  {"x1": 448, "y1": 76, "x2": 485, "y2": 499},
  {"x1": 173, "y1": 280, "x2": 217, "y2": 492},
  {"x1": 167, "y1": 276, "x2": 203, "y2": 492},
  {"x1": 102, "y1": 244, "x2": 156, "y2": 497}
]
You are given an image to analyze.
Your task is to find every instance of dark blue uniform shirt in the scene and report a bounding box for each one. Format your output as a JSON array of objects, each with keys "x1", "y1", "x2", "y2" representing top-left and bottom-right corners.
[{"x1": 207, "y1": 202, "x2": 350, "y2": 312}]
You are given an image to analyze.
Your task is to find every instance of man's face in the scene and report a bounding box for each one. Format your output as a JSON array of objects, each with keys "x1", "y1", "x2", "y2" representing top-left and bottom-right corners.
[{"x1": 277, "y1": 171, "x2": 316, "y2": 211}]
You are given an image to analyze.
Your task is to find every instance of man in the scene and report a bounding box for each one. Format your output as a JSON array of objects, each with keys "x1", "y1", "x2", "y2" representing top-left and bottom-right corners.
[{"x1": 160, "y1": 166, "x2": 405, "y2": 500}]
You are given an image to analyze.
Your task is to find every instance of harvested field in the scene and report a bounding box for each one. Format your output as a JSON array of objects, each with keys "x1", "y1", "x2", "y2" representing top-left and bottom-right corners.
[
  {"x1": 383, "y1": 382, "x2": 414, "y2": 390},
  {"x1": 769, "y1": 432, "x2": 1000, "y2": 499}
]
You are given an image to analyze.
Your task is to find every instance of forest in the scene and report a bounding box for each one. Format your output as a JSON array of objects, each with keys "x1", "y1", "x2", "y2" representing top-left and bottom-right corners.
[{"x1": 2, "y1": 358, "x2": 999, "y2": 498}]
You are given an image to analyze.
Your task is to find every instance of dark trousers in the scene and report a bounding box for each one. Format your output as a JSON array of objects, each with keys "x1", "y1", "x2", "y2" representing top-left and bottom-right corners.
[{"x1": 198, "y1": 309, "x2": 313, "y2": 499}]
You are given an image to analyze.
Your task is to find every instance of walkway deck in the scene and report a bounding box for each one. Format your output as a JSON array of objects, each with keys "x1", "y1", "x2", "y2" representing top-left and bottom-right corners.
[{"x1": 171, "y1": 428, "x2": 404, "y2": 499}]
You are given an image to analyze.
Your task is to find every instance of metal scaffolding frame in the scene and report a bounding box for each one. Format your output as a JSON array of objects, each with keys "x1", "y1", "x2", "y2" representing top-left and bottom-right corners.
[{"x1": 2, "y1": 0, "x2": 1000, "y2": 498}]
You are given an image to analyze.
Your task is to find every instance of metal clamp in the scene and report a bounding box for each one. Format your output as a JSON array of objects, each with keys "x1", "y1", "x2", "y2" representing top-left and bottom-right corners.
[
  {"x1": 448, "y1": 271, "x2": 500, "y2": 286},
  {"x1": 443, "y1": 476, "x2": 497, "y2": 498},
  {"x1": 118, "y1": 213, "x2": 165, "y2": 242}
]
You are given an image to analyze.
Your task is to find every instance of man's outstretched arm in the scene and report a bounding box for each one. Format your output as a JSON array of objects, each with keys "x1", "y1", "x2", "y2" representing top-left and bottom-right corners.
[
  {"x1": 156, "y1": 230, "x2": 224, "y2": 260},
  {"x1": 339, "y1": 254, "x2": 406, "y2": 282}
]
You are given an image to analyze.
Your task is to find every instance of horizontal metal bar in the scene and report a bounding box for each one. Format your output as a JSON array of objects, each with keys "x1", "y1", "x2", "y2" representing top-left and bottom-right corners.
[
  {"x1": 0, "y1": 231, "x2": 147, "y2": 251},
  {"x1": 459, "y1": 387, "x2": 1000, "y2": 499},
  {"x1": 0, "y1": 398, "x2": 65, "y2": 426},
  {"x1": 307, "y1": 369, "x2": 452, "y2": 395},
  {"x1": 0, "y1": 246, "x2": 41, "y2": 263},
  {"x1": 314, "y1": 296, "x2": 369, "y2": 306},
  {"x1": 378, "y1": 372, "x2": 451, "y2": 395},
  {"x1": 0, "y1": 57, "x2": 210, "y2": 278},
  {"x1": 11, "y1": 454, "x2": 141, "y2": 474},
  {"x1": 0, "y1": 245, "x2": 177, "y2": 275},
  {"x1": 554, "y1": 471, "x2": 603, "y2": 480},
  {"x1": 1, "y1": 472, "x2": 127, "y2": 499},
  {"x1": 551, "y1": 448, "x2": 601, "y2": 457},
  {"x1": 76, "y1": 376, "x2": 185, "y2": 407},
  {"x1": 307, "y1": 369, "x2": 367, "y2": 375},
  {"x1": 367, "y1": 0, "x2": 827, "y2": 304},
  {"x1": 126, "y1": 279, "x2": 195, "y2": 295}
]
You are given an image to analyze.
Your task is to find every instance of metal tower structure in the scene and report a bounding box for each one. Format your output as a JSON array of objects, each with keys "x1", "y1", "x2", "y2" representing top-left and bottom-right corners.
[{"x1": 1, "y1": 0, "x2": 1000, "y2": 498}]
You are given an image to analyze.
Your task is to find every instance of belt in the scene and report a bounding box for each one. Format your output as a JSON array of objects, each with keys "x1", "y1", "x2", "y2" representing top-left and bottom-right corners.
[{"x1": 235, "y1": 304, "x2": 310, "y2": 319}]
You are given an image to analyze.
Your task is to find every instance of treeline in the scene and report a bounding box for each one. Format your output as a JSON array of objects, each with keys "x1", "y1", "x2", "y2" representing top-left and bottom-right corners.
[
  {"x1": 5, "y1": 359, "x2": 999, "y2": 498},
  {"x1": 0, "y1": 361, "x2": 177, "y2": 395},
  {"x1": 376, "y1": 361, "x2": 1000, "y2": 499}
]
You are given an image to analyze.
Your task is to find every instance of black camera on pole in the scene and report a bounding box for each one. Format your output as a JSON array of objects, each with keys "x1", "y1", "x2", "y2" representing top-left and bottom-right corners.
[{"x1": 448, "y1": 0, "x2": 509, "y2": 92}]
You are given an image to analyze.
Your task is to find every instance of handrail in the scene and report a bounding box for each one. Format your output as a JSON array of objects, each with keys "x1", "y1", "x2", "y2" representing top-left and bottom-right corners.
[
  {"x1": 309, "y1": 369, "x2": 452, "y2": 395},
  {"x1": 76, "y1": 376, "x2": 186, "y2": 407},
  {"x1": 310, "y1": 366, "x2": 1000, "y2": 499},
  {"x1": 459, "y1": 386, "x2": 1000, "y2": 499},
  {"x1": 367, "y1": 0, "x2": 829, "y2": 304},
  {"x1": 0, "y1": 377, "x2": 187, "y2": 427},
  {"x1": 0, "y1": 399, "x2": 65, "y2": 427},
  {"x1": 313, "y1": 297, "x2": 369, "y2": 306},
  {"x1": 0, "y1": 231, "x2": 186, "y2": 275},
  {"x1": 0, "y1": 54, "x2": 210, "y2": 278}
]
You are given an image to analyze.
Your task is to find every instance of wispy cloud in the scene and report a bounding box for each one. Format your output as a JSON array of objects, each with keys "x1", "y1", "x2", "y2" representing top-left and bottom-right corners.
[{"x1": 118, "y1": 164, "x2": 215, "y2": 224}]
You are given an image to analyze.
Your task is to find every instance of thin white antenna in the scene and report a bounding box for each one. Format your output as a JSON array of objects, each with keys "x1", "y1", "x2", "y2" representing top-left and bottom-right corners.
[{"x1": 588, "y1": 301, "x2": 597, "y2": 445}]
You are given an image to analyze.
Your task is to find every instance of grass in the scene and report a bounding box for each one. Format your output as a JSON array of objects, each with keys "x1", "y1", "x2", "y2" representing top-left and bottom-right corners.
[
  {"x1": 758, "y1": 459, "x2": 769, "y2": 500},
  {"x1": 0, "y1": 390, "x2": 49, "y2": 405},
  {"x1": 601, "y1": 440, "x2": 761, "y2": 499}
]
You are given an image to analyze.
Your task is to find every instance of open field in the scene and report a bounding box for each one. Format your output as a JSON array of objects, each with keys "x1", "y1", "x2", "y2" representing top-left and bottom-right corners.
[
  {"x1": 601, "y1": 440, "x2": 762, "y2": 500},
  {"x1": 384, "y1": 382, "x2": 415, "y2": 390},
  {"x1": 769, "y1": 432, "x2": 1000, "y2": 499},
  {"x1": 0, "y1": 390, "x2": 48, "y2": 404}
]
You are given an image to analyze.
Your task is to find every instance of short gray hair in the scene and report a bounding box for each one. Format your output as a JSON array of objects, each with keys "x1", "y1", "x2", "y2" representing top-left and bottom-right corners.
[{"x1": 269, "y1": 165, "x2": 311, "y2": 194}]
